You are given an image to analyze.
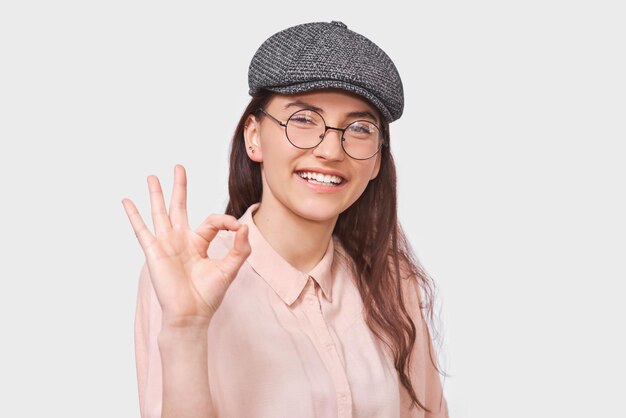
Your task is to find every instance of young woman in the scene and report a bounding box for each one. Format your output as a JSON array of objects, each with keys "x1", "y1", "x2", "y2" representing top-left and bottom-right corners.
[{"x1": 122, "y1": 20, "x2": 449, "y2": 418}]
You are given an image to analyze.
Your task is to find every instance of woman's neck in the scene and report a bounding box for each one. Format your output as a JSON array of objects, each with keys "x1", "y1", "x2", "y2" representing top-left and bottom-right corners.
[{"x1": 251, "y1": 200, "x2": 337, "y2": 273}]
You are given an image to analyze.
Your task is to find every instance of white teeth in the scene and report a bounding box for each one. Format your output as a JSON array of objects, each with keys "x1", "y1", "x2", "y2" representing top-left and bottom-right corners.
[{"x1": 296, "y1": 171, "x2": 344, "y2": 184}]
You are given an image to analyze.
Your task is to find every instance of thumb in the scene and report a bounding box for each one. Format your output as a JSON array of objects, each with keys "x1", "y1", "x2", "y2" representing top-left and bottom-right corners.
[{"x1": 215, "y1": 224, "x2": 251, "y2": 283}]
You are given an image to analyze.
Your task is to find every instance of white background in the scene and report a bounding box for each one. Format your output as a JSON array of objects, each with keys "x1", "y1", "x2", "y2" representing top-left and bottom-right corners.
[{"x1": 1, "y1": 1, "x2": 624, "y2": 417}]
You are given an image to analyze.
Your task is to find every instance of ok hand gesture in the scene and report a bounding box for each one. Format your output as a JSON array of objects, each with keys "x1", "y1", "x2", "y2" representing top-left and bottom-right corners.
[{"x1": 122, "y1": 164, "x2": 251, "y2": 328}]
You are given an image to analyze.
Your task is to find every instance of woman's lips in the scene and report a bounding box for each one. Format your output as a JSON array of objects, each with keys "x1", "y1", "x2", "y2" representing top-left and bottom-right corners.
[{"x1": 294, "y1": 172, "x2": 348, "y2": 193}]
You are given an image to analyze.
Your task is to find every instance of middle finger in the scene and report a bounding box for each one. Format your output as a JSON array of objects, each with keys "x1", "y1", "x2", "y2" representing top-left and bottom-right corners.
[{"x1": 168, "y1": 164, "x2": 190, "y2": 230}]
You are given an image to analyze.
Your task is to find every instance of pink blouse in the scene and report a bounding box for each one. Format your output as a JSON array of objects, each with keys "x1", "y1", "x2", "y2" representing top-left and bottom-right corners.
[{"x1": 134, "y1": 202, "x2": 449, "y2": 418}]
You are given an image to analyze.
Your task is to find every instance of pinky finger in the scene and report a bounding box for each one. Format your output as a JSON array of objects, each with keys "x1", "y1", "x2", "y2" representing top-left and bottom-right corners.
[{"x1": 122, "y1": 198, "x2": 157, "y2": 252}]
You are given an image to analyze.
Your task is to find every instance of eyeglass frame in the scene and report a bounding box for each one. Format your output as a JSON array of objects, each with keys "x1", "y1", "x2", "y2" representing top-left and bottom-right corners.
[{"x1": 255, "y1": 107, "x2": 388, "y2": 160}]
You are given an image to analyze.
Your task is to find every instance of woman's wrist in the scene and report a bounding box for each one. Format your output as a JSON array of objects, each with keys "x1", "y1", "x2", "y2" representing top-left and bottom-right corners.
[
  {"x1": 158, "y1": 317, "x2": 212, "y2": 343},
  {"x1": 161, "y1": 313, "x2": 212, "y2": 329},
  {"x1": 157, "y1": 317, "x2": 214, "y2": 417}
]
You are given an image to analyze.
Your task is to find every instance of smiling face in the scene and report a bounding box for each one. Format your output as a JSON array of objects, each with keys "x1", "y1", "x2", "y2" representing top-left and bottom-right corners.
[{"x1": 243, "y1": 88, "x2": 383, "y2": 224}]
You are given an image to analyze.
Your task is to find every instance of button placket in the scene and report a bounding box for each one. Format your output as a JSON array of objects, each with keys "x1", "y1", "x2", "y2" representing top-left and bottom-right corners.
[{"x1": 303, "y1": 276, "x2": 353, "y2": 418}]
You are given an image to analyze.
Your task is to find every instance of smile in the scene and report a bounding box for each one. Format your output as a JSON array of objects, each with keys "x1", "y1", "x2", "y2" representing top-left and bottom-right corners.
[
  {"x1": 294, "y1": 171, "x2": 348, "y2": 193},
  {"x1": 295, "y1": 171, "x2": 345, "y2": 185}
]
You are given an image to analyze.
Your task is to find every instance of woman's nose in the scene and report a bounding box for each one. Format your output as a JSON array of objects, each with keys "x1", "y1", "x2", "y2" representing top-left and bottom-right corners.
[{"x1": 313, "y1": 128, "x2": 346, "y2": 161}]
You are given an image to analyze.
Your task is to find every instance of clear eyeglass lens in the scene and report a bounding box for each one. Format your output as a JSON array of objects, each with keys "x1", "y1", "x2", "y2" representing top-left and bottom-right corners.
[
  {"x1": 286, "y1": 109, "x2": 382, "y2": 159},
  {"x1": 286, "y1": 110, "x2": 324, "y2": 148},
  {"x1": 343, "y1": 121, "x2": 381, "y2": 159}
]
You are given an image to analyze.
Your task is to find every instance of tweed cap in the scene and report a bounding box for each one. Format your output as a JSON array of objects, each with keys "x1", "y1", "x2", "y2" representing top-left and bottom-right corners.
[{"x1": 248, "y1": 20, "x2": 404, "y2": 123}]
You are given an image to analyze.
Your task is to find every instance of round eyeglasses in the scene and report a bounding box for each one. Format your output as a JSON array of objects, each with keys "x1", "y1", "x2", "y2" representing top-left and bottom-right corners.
[{"x1": 256, "y1": 107, "x2": 386, "y2": 160}]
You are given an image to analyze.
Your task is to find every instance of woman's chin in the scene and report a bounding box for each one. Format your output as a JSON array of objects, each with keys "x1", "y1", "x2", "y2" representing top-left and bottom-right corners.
[{"x1": 291, "y1": 201, "x2": 344, "y2": 223}]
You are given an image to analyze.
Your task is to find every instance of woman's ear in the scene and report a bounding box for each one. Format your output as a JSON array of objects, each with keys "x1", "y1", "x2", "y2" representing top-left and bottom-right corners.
[{"x1": 244, "y1": 115, "x2": 263, "y2": 162}]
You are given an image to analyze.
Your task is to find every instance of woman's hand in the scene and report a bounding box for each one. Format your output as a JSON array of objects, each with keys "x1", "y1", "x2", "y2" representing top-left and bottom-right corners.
[{"x1": 122, "y1": 164, "x2": 251, "y2": 328}]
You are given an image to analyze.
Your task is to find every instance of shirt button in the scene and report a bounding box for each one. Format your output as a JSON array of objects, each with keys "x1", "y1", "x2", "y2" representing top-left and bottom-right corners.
[
  {"x1": 326, "y1": 343, "x2": 333, "y2": 350},
  {"x1": 340, "y1": 394, "x2": 347, "y2": 401}
]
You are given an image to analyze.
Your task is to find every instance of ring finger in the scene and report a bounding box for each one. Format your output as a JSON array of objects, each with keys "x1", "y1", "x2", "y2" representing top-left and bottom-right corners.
[{"x1": 148, "y1": 175, "x2": 172, "y2": 235}]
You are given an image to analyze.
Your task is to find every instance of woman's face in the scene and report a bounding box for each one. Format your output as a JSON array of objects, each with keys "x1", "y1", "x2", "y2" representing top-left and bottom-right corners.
[{"x1": 244, "y1": 88, "x2": 382, "y2": 224}]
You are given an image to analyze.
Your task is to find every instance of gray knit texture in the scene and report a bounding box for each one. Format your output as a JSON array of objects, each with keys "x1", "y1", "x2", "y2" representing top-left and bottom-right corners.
[{"x1": 248, "y1": 21, "x2": 404, "y2": 123}]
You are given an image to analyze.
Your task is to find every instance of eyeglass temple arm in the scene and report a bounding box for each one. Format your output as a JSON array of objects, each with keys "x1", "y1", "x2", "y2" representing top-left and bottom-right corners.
[{"x1": 257, "y1": 108, "x2": 287, "y2": 127}]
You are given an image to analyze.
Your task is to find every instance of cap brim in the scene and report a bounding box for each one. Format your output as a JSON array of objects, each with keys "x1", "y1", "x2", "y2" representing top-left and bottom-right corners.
[{"x1": 257, "y1": 80, "x2": 394, "y2": 123}]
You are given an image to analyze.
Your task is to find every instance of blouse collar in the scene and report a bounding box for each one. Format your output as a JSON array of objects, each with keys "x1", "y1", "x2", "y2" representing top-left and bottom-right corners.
[{"x1": 239, "y1": 202, "x2": 335, "y2": 306}]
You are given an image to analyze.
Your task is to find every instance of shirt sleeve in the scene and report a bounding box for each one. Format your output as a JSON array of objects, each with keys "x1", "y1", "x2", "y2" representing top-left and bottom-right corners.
[
  {"x1": 134, "y1": 262, "x2": 164, "y2": 418},
  {"x1": 399, "y1": 275, "x2": 450, "y2": 418}
]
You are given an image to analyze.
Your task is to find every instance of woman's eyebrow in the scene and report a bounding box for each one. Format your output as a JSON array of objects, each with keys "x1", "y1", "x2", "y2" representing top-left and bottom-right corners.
[{"x1": 283, "y1": 101, "x2": 379, "y2": 124}]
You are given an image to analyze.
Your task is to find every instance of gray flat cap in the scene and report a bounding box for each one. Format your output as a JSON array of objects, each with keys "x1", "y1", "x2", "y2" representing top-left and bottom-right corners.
[{"x1": 248, "y1": 20, "x2": 404, "y2": 123}]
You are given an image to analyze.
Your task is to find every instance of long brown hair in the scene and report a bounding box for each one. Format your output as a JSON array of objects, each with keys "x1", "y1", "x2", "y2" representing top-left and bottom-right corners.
[{"x1": 224, "y1": 89, "x2": 447, "y2": 413}]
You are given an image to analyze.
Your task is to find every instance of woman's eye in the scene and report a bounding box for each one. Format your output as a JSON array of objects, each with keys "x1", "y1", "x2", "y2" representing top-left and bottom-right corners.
[
  {"x1": 291, "y1": 116, "x2": 313, "y2": 123},
  {"x1": 348, "y1": 124, "x2": 372, "y2": 134}
]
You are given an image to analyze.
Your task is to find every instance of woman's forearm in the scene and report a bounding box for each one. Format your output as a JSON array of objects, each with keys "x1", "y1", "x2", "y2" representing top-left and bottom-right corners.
[{"x1": 157, "y1": 324, "x2": 215, "y2": 418}]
